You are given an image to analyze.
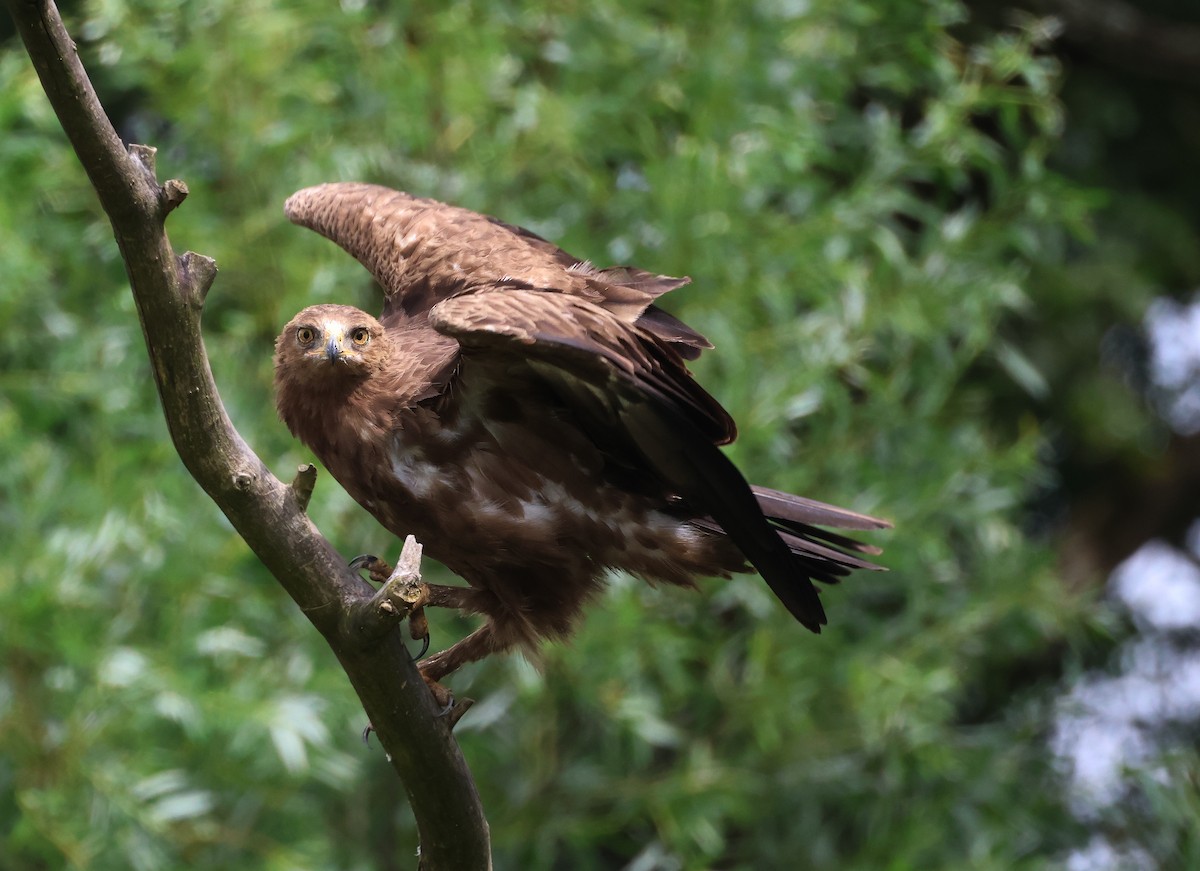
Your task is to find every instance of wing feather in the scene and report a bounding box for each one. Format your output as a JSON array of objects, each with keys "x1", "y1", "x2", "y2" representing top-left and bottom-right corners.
[
  {"x1": 429, "y1": 289, "x2": 736, "y2": 446},
  {"x1": 285, "y1": 183, "x2": 713, "y2": 357}
]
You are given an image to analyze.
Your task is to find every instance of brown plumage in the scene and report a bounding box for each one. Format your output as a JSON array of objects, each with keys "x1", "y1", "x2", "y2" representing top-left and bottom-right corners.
[{"x1": 274, "y1": 183, "x2": 888, "y2": 688}]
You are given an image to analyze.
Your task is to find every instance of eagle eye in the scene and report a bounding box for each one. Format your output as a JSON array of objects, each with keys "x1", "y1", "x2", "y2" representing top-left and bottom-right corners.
[
  {"x1": 295, "y1": 326, "x2": 317, "y2": 346},
  {"x1": 350, "y1": 327, "x2": 370, "y2": 346}
]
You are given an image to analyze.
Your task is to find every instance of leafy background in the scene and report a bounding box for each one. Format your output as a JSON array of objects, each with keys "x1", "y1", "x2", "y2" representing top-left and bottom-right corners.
[{"x1": 2, "y1": 0, "x2": 1197, "y2": 868}]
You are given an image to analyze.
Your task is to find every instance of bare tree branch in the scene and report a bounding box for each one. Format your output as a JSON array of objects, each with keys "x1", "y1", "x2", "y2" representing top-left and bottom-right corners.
[
  {"x1": 291, "y1": 463, "x2": 319, "y2": 513},
  {"x1": 4, "y1": 1, "x2": 491, "y2": 867}
]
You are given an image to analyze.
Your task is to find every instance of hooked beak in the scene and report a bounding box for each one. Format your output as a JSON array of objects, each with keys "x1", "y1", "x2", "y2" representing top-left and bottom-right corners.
[{"x1": 324, "y1": 335, "x2": 344, "y2": 363}]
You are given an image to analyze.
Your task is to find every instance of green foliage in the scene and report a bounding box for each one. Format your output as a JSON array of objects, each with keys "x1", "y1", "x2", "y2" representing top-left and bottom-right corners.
[{"x1": 0, "y1": 0, "x2": 1152, "y2": 867}]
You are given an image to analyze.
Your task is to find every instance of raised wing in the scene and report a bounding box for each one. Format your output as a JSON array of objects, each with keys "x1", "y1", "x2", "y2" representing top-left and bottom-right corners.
[
  {"x1": 284, "y1": 183, "x2": 712, "y2": 358},
  {"x1": 428, "y1": 288, "x2": 842, "y2": 629}
]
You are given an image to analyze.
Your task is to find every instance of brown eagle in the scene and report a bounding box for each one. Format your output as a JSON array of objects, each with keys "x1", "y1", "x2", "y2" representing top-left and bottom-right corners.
[{"x1": 274, "y1": 183, "x2": 887, "y2": 700}]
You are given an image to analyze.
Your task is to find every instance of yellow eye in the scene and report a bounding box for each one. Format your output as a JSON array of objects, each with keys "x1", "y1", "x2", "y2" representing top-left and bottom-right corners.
[
  {"x1": 350, "y1": 327, "x2": 370, "y2": 346},
  {"x1": 296, "y1": 326, "x2": 316, "y2": 345}
]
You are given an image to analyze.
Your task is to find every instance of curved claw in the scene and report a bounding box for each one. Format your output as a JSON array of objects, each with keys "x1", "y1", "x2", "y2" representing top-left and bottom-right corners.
[
  {"x1": 437, "y1": 695, "x2": 475, "y2": 729},
  {"x1": 349, "y1": 554, "x2": 392, "y2": 584},
  {"x1": 409, "y1": 605, "x2": 430, "y2": 658},
  {"x1": 362, "y1": 723, "x2": 374, "y2": 745},
  {"x1": 419, "y1": 670, "x2": 473, "y2": 728},
  {"x1": 413, "y1": 633, "x2": 431, "y2": 661}
]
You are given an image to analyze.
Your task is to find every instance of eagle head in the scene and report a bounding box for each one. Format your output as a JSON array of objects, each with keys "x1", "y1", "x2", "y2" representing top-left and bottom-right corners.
[{"x1": 274, "y1": 304, "x2": 388, "y2": 383}]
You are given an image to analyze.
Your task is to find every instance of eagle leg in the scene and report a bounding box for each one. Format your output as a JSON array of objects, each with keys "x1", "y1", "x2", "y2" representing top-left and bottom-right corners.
[
  {"x1": 419, "y1": 624, "x2": 506, "y2": 682},
  {"x1": 417, "y1": 624, "x2": 503, "y2": 730},
  {"x1": 352, "y1": 550, "x2": 500, "y2": 728},
  {"x1": 408, "y1": 583, "x2": 493, "y2": 657}
]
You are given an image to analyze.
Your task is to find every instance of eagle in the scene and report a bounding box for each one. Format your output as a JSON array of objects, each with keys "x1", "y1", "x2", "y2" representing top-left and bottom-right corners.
[{"x1": 274, "y1": 183, "x2": 888, "y2": 707}]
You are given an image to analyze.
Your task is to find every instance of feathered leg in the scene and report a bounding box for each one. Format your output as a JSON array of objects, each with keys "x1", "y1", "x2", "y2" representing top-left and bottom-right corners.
[
  {"x1": 419, "y1": 623, "x2": 506, "y2": 682},
  {"x1": 351, "y1": 552, "x2": 507, "y2": 726}
]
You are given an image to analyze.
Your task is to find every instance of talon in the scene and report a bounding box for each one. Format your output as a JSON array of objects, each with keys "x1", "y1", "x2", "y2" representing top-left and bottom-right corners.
[
  {"x1": 413, "y1": 633, "x2": 431, "y2": 661},
  {"x1": 409, "y1": 605, "x2": 430, "y2": 647},
  {"x1": 420, "y1": 670, "x2": 473, "y2": 729},
  {"x1": 349, "y1": 554, "x2": 392, "y2": 584},
  {"x1": 440, "y1": 696, "x2": 474, "y2": 729},
  {"x1": 422, "y1": 671, "x2": 454, "y2": 710},
  {"x1": 362, "y1": 723, "x2": 374, "y2": 745},
  {"x1": 423, "y1": 676, "x2": 454, "y2": 710}
]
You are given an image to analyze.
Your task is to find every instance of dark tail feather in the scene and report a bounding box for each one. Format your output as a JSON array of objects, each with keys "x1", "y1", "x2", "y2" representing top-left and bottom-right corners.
[
  {"x1": 755, "y1": 485, "x2": 888, "y2": 584},
  {"x1": 687, "y1": 478, "x2": 889, "y2": 622},
  {"x1": 774, "y1": 529, "x2": 883, "y2": 574},
  {"x1": 621, "y1": 405, "x2": 829, "y2": 631},
  {"x1": 752, "y1": 485, "x2": 891, "y2": 532},
  {"x1": 620, "y1": 403, "x2": 889, "y2": 633}
]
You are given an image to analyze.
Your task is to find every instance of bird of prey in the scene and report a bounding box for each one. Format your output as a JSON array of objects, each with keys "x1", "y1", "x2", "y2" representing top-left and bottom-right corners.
[{"x1": 274, "y1": 183, "x2": 887, "y2": 704}]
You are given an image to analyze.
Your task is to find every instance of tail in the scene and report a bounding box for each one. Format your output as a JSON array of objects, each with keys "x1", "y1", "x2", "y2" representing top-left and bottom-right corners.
[
  {"x1": 749, "y1": 485, "x2": 889, "y2": 583},
  {"x1": 690, "y1": 486, "x2": 888, "y2": 630},
  {"x1": 620, "y1": 404, "x2": 889, "y2": 632}
]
